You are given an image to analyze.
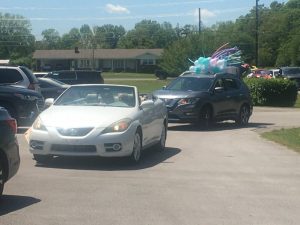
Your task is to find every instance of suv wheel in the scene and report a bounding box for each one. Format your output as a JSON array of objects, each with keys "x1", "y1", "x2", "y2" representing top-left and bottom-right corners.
[
  {"x1": 0, "y1": 160, "x2": 5, "y2": 196},
  {"x1": 198, "y1": 106, "x2": 212, "y2": 128},
  {"x1": 236, "y1": 105, "x2": 250, "y2": 126}
]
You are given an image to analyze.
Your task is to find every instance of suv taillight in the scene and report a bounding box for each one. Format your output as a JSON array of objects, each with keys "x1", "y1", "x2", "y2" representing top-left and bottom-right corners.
[
  {"x1": 28, "y1": 83, "x2": 35, "y2": 90},
  {"x1": 6, "y1": 118, "x2": 17, "y2": 134}
]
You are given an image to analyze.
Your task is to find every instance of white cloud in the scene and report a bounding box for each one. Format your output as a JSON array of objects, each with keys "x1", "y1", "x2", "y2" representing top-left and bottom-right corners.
[
  {"x1": 105, "y1": 4, "x2": 130, "y2": 14},
  {"x1": 193, "y1": 8, "x2": 216, "y2": 20}
]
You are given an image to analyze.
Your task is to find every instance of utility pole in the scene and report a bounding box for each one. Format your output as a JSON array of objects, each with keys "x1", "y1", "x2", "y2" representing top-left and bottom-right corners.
[
  {"x1": 198, "y1": 8, "x2": 201, "y2": 34},
  {"x1": 255, "y1": 0, "x2": 259, "y2": 66}
]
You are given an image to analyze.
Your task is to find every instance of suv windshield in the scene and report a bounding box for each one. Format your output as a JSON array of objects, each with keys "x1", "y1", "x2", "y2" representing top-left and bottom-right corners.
[{"x1": 166, "y1": 77, "x2": 214, "y2": 91}]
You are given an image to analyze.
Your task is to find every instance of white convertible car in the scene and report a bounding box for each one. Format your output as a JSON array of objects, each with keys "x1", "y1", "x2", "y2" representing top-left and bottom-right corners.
[{"x1": 28, "y1": 84, "x2": 168, "y2": 163}]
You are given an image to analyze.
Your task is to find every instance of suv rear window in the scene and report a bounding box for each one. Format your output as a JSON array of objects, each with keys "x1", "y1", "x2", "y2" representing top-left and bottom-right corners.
[
  {"x1": 0, "y1": 68, "x2": 23, "y2": 83},
  {"x1": 282, "y1": 68, "x2": 300, "y2": 75}
]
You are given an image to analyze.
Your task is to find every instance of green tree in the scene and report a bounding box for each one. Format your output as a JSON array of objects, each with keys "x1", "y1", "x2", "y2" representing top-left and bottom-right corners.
[
  {"x1": 94, "y1": 24, "x2": 125, "y2": 48},
  {"x1": 40, "y1": 29, "x2": 61, "y2": 49},
  {"x1": 60, "y1": 28, "x2": 81, "y2": 49},
  {"x1": 118, "y1": 20, "x2": 177, "y2": 48},
  {"x1": 159, "y1": 34, "x2": 209, "y2": 75},
  {"x1": 0, "y1": 13, "x2": 35, "y2": 66}
]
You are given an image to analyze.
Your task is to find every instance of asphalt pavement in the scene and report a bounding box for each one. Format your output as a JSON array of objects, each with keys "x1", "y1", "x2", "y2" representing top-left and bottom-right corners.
[{"x1": 1, "y1": 107, "x2": 300, "y2": 225}]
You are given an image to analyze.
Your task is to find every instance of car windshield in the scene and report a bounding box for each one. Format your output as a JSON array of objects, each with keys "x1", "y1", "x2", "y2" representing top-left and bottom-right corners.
[
  {"x1": 54, "y1": 85, "x2": 136, "y2": 107},
  {"x1": 166, "y1": 77, "x2": 214, "y2": 91}
]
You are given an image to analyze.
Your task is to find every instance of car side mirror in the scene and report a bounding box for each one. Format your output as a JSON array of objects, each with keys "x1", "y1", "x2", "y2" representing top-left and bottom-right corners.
[
  {"x1": 214, "y1": 86, "x2": 225, "y2": 93},
  {"x1": 45, "y1": 98, "x2": 54, "y2": 108},
  {"x1": 140, "y1": 100, "x2": 154, "y2": 109}
]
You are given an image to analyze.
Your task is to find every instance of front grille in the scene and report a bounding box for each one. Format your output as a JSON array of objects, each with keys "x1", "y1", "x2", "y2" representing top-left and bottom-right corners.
[
  {"x1": 56, "y1": 127, "x2": 94, "y2": 136},
  {"x1": 51, "y1": 144, "x2": 96, "y2": 153}
]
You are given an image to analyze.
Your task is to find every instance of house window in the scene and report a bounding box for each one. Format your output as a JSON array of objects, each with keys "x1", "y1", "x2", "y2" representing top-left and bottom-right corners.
[
  {"x1": 79, "y1": 60, "x2": 90, "y2": 68},
  {"x1": 140, "y1": 59, "x2": 155, "y2": 65}
]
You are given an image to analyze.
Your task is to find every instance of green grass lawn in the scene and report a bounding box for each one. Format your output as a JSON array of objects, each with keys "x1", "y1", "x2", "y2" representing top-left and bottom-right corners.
[
  {"x1": 102, "y1": 72, "x2": 172, "y2": 93},
  {"x1": 105, "y1": 79, "x2": 170, "y2": 93},
  {"x1": 261, "y1": 128, "x2": 300, "y2": 153},
  {"x1": 102, "y1": 72, "x2": 155, "y2": 79}
]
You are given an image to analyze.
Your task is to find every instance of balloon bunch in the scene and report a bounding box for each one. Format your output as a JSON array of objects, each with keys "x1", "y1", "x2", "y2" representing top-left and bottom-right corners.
[{"x1": 189, "y1": 44, "x2": 243, "y2": 74}]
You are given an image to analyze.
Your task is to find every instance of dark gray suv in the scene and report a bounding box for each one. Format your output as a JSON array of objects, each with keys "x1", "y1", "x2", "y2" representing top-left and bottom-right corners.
[
  {"x1": 0, "y1": 107, "x2": 20, "y2": 196},
  {"x1": 153, "y1": 72, "x2": 253, "y2": 127},
  {"x1": 44, "y1": 70, "x2": 104, "y2": 85}
]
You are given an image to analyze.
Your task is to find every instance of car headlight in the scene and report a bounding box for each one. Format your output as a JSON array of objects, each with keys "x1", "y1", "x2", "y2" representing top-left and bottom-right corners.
[
  {"x1": 178, "y1": 98, "x2": 200, "y2": 105},
  {"x1": 102, "y1": 118, "x2": 132, "y2": 134},
  {"x1": 32, "y1": 117, "x2": 47, "y2": 131}
]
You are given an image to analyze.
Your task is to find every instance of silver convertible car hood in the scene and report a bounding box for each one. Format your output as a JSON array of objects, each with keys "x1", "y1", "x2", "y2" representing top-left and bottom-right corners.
[{"x1": 39, "y1": 106, "x2": 136, "y2": 128}]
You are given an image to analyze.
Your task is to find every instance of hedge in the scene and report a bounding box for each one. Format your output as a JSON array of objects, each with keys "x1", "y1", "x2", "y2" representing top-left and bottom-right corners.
[{"x1": 243, "y1": 78, "x2": 298, "y2": 107}]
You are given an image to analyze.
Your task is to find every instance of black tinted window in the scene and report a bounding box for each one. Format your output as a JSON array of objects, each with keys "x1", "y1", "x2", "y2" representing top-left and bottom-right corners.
[
  {"x1": 224, "y1": 78, "x2": 239, "y2": 90},
  {"x1": 282, "y1": 68, "x2": 300, "y2": 75},
  {"x1": 77, "y1": 71, "x2": 102, "y2": 81},
  {"x1": 50, "y1": 71, "x2": 76, "y2": 79},
  {"x1": 0, "y1": 68, "x2": 23, "y2": 83}
]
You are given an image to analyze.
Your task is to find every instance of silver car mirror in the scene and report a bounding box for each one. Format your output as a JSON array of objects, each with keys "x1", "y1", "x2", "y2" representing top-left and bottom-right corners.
[{"x1": 140, "y1": 100, "x2": 154, "y2": 109}]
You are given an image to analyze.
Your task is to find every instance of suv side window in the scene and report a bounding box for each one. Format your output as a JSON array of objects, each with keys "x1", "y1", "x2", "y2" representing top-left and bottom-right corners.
[
  {"x1": 0, "y1": 69, "x2": 23, "y2": 83},
  {"x1": 214, "y1": 79, "x2": 225, "y2": 88}
]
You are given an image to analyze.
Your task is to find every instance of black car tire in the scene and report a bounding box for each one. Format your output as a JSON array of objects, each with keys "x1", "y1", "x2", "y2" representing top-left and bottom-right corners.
[
  {"x1": 130, "y1": 131, "x2": 142, "y2": 163},
  {"x1": 154, "y1": 123, "x2": 167, "y2": 152},
  {"x1": 236, "y1": 104, "x2": 250, "y2": 126},
  {"x1": 33, "y1": 154, "x2": 52, "y2": 164},
  {"x1": 198, "y1": 106, "x2": 212, "y2": 129},
  {"x1": 0, "y1": 160, "x2": 4, "y2": 196}
]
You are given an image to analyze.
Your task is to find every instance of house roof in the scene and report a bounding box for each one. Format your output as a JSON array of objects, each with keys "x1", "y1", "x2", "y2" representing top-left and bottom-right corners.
[{"x1": 33, "y1": 49, "x2": 163, "y2": 60}]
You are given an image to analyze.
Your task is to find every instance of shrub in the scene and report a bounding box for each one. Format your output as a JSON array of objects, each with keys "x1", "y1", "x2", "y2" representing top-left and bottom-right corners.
[{"x1": 244, "y1": 78, "x2": 298, "y2": 107}]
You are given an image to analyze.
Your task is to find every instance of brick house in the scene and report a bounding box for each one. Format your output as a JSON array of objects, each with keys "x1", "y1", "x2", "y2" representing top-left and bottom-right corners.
[{"x1": 33, "y1": 49, "x2": 163, "y2": 72}]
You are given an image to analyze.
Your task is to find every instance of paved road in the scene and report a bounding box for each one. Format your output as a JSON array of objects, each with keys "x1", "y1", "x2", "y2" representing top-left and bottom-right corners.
[{"x1": 1, "y1": 107, "x2": 300, "y2": 225}]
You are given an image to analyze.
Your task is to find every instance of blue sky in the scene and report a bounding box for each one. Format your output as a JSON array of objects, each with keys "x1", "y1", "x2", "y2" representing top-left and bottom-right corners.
[{"x1": 1, "y1": 0, "x2": 287, "y2": 39}]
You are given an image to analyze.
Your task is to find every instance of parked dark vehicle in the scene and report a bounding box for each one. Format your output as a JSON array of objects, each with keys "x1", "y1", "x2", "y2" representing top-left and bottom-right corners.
[
  {"x1": 153, "y1": 71, "x2": 253, "y2": 127},
  {"x1": 0, "y1": 65, "x2": 41, "y2": 92},
  {"x1": 0, "y1": 85, "x2": 44, "y2": 126},
  {"x1": 155, "y1": 69, "x2": 176, "y2": 80},
  {"x1": 0, "y1": 107, "x2": 20, "y2": 196},
  {"x1": 38, "y1": 77, "x2": 70, "y2": 99},
  {"x1": 44, "y1": 70, "x2": 104, "y2": 85},
  {"x1": 279, "y1": 67, "x2": 300, "y2": 89}
]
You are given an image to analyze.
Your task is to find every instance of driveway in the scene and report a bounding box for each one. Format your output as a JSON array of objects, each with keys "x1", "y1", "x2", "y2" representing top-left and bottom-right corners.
[{"x1": 1, "y1": 107, "x2": 300, "y2": 225}]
